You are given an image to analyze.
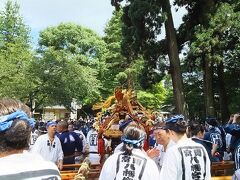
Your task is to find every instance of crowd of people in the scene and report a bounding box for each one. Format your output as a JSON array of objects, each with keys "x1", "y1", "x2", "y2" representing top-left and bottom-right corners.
[{"x1": 1, "y1": 97, "x2": 240, "y2": 179}]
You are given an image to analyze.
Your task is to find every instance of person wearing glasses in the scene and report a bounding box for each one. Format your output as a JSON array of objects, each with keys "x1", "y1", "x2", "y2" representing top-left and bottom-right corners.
[
  {"x1": 32, "y1": 121, "x2": 64, "y2": 170},
  {"x1": 160, "y1": 115, "x2": 211, "y2": 180},
  {"x1": 0, "y1": 98, "x2": 61, "y2": 179}
]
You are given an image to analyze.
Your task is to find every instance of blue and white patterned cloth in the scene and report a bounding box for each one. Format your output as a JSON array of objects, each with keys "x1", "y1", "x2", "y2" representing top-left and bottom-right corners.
[
  {"x1": 165, "y1": 115, "x2": 184, "y2": 123},
  {"x1": 0, "y1": 110, "x2": 35, "y2": 132}
]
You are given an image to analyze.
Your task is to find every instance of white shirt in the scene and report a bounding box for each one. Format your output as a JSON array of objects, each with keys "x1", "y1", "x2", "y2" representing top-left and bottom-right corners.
[
  {"x1": 86, "y1": 129, "x2": 101, "y2": 164},
  {"x1": 31, "y1": 134, "x2": 63, "y2": 164},
  {"x1": 99, "y1": 149, "x2": 160, "y2": 180},
  {"x1": 29, "y1": 130, "x2": 39, "y2": 150},
  {"x1": 104, "y1": 138, "x2": 112, "y2": 151},
  {"x1": 160, "y1": 138, "x2": 211, "y2": 180},
  {"x1": 153, "y1": 139, "x2": 175, "y2": 171},
  {"x1": 86, "y1": 129, "x2": 98, "y2": 153},
  {"x1": 0, "y1": 150, "x2": 61, "y2": 180},
  {"x1": 114, "y1": 142, "x2": 124, "y2": 153},
  {"x1": 226, "y1": 133, "x2": 232, "y2": 148}
]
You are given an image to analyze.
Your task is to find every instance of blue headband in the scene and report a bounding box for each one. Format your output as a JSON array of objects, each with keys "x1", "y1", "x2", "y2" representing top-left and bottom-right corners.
[
  {"x1": 0, "y1": 110, "x2": 35, "y2": 132},
  {"x1": 121, "y1": 136, "x2": 145, "y2": 147},
  {"x1": 165, "y1": 115, "x2": 184, "y2": 123},
  {"x1": 46, "y1": 121, "x2": 57, "y2": 128}
]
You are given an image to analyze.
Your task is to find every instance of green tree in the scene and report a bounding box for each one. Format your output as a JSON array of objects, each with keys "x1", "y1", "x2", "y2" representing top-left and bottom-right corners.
[
  {"x1": 103, "y1": 10, "x2": 144, "y2": 93},
  {"x1": 32, "y1": 23, "x2": 107, "y2": 108},
  {"x1": 29, "y1": 50, "x2": 101, "y2": 109},
  {"x1": 187, "y1": 2, "x2": 240, "y2": 120},
  {"x1": 137, "y1": 81, "x2": 168, "y2": 110},
  {"x1": 111, "y1": 0, "x2": 188, "y2": 116},
  {"x1": 0, "y1": 1, "x2": 33, "y2": 104},
  {"x1": 0, "y1": 1, "x2": 29, "y2": 47}
]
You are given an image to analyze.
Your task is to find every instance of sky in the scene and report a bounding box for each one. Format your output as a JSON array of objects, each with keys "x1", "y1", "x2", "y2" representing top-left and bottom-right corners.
[{"x1": 0, "y1": 0, "x2": 187, "y2": 45}]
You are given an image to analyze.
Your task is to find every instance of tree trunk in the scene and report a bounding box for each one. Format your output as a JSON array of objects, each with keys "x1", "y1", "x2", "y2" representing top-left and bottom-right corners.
[
  {"x1": 162, "y1": 0, "x2": 188, "y2": 116},
  {"x1": 203, "y1": 56, "x2": 215, "y2": 116},
  {"x1": 217, "y1": 61, "x2": 229, "y2": 123}
]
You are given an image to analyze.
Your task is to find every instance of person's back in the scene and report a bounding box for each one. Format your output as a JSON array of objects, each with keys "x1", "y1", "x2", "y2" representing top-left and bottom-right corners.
[
  {"x1": 74, "y1": 129, "x2": 87, "y2": 151},
  {"x1": 0, "y1": 98, "x2": 60, "y2": 179},
  {"x1": 29, "y1": 129, "x2": 39, "y2": 150},
  {"x1": 0, "y1": 150, "x2": 60, "y2": 180},
  {"x1": 160, "y1": 115, "x2": 211, "y2": 180},
  {"x1": 99, "y1": 124, "x2": 160, "y2": 180},
  {"x1": 189, "y1": 121, "x2": 219, "y2": 162},
  {"x1": 86, "y1": 128, "x2": 98, "y2": 153},
  {"x1": 204, "y1": 117, "x2": 226, "y2": 160},
  {"x1": 192, "y1": 137, "x2": 218, "y2": 162},
  {"x1": 100, "y1": 148, "x2": 159, "y2": 180},
  {"x1": 57, "y1": 120, "x2": 83, "y2": 164},
  {"x1": 59, "y1": 131, "x2": 82, "y2": 155},
  {"x1": 161, "y1": 138, "x2": 210, "y2": 180},
  {"x1": 204, "y1": 127, "x2": 224, "y2": 159},
  {"x1": 86, "y1": 127, "x2": 101, "y2": 164},
  {"x1": 224, "y1": 113, "x2": 240, "y2": 169}
]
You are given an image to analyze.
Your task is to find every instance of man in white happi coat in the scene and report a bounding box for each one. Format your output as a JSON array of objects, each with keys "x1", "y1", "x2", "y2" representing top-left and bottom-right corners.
[
  {"x1": 147, "y1": 121, "x2": 175, "y2": 171},
  {"x1": 160, "y1": 115, "x2": 211, "y2": 180},
  {"x1": 86, "y1": 124, "x2": 100, "y2": 164},
  {"x1": 32, "y1": 121, "x2": 64, "y2": 170}
]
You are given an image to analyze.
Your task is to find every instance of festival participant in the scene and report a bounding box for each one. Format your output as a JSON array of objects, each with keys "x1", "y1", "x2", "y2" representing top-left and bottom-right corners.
[
  {"x1": 86, "y1": 123, "x2": 101, "y2": 164},
  {"x1": 99, "y1": 124, "x2": 160, "y2": 180},
  {"x1": 224, "y1": 114, "x2": 234, "y2": 160},
  {"x1": 0, "y1": 98, "x2": 61, "y2": 179},
  {"x1": 233, "y1": 169, "x2": 240, "y2": 179},
  {"x1": 70, "y1": 123, "x2": 87, "y2": 163},
  {"x1": 113, "y1": 117, "x2": 136, "y2": 153},
  {"x1": 147, "y1": 122, "x2": 175, "y2": 171},
  {"x1": 70, "y1": 123, "x2": 87, "y2": 152},
  {"x1": 32, "y1": 121, "x2": 64, "y2": 170},
  {"x1": 160, "y1": 115, "x2": 211, "y2": 180},
  {"x1": 224, "y1": 113, "x2": 240, "y2": 169},
  {"x1": 188, "y1": 121, "x2": 219, "y2": 162},
  {"x1": 29, "y1": 123, "x2": 40, "y2": 150},
  {"x1": 57, "y1": 120, "x2": 83, "y2": 165},
  {"x1": 204, "y1": 116, "x2": 226, "y2": 161}
]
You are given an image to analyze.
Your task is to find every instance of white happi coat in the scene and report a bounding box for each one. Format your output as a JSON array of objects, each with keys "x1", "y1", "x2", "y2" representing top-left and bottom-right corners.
[
  {"x1": 0, "y1": 150, "x2": 61, "y2": 180},
  {"x1": 86, "y1": 129, "x2": 100, "y2": 164},
  {"x1": 99, "y1": 149, "x2": 160, "y2": 180},
  {"x1": 153, "y1": 139, "x2": 175, "y2": 171},
  {"x1": 29, "y1": 130, "x2": 39, "y2": 150},
  {"x1": 114, "y1": 142, "x2": 124, "y2": 153},
  {"x1": 160, "y1": 138, "x2": 211, "y2": 180},
  {"x1": 31, "y1": 134, "x2": 63, "y2": 164}
]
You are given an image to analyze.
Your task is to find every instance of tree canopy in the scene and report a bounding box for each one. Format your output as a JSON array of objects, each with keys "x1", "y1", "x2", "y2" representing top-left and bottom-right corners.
[{"x1": 0, "y1": 0, "x2": 239, "y2": 120}]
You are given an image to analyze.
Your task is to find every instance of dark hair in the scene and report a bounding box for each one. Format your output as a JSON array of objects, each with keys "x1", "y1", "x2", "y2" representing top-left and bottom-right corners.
[
  {"x1": 166, "y1": 120, "x2": 187, "y2": 135},
  {"x1": 0, "y1": 98, "x2": 31, "y2": 152},
  {"x1": 57, "y1": 120, "x2": 68, "y2": 129},
  {"x1": 121, "y1": 124, "x2": 146, "y2": 155},
  {"x1": 153, "y1": 121, "x2": 165, "y2": 130},
  {"x1": 188, "y1": 121, "x2": 205, "y2": 137},
  {"x1": 206, "y1": 116, "x2": 218, "y2": 126}
]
